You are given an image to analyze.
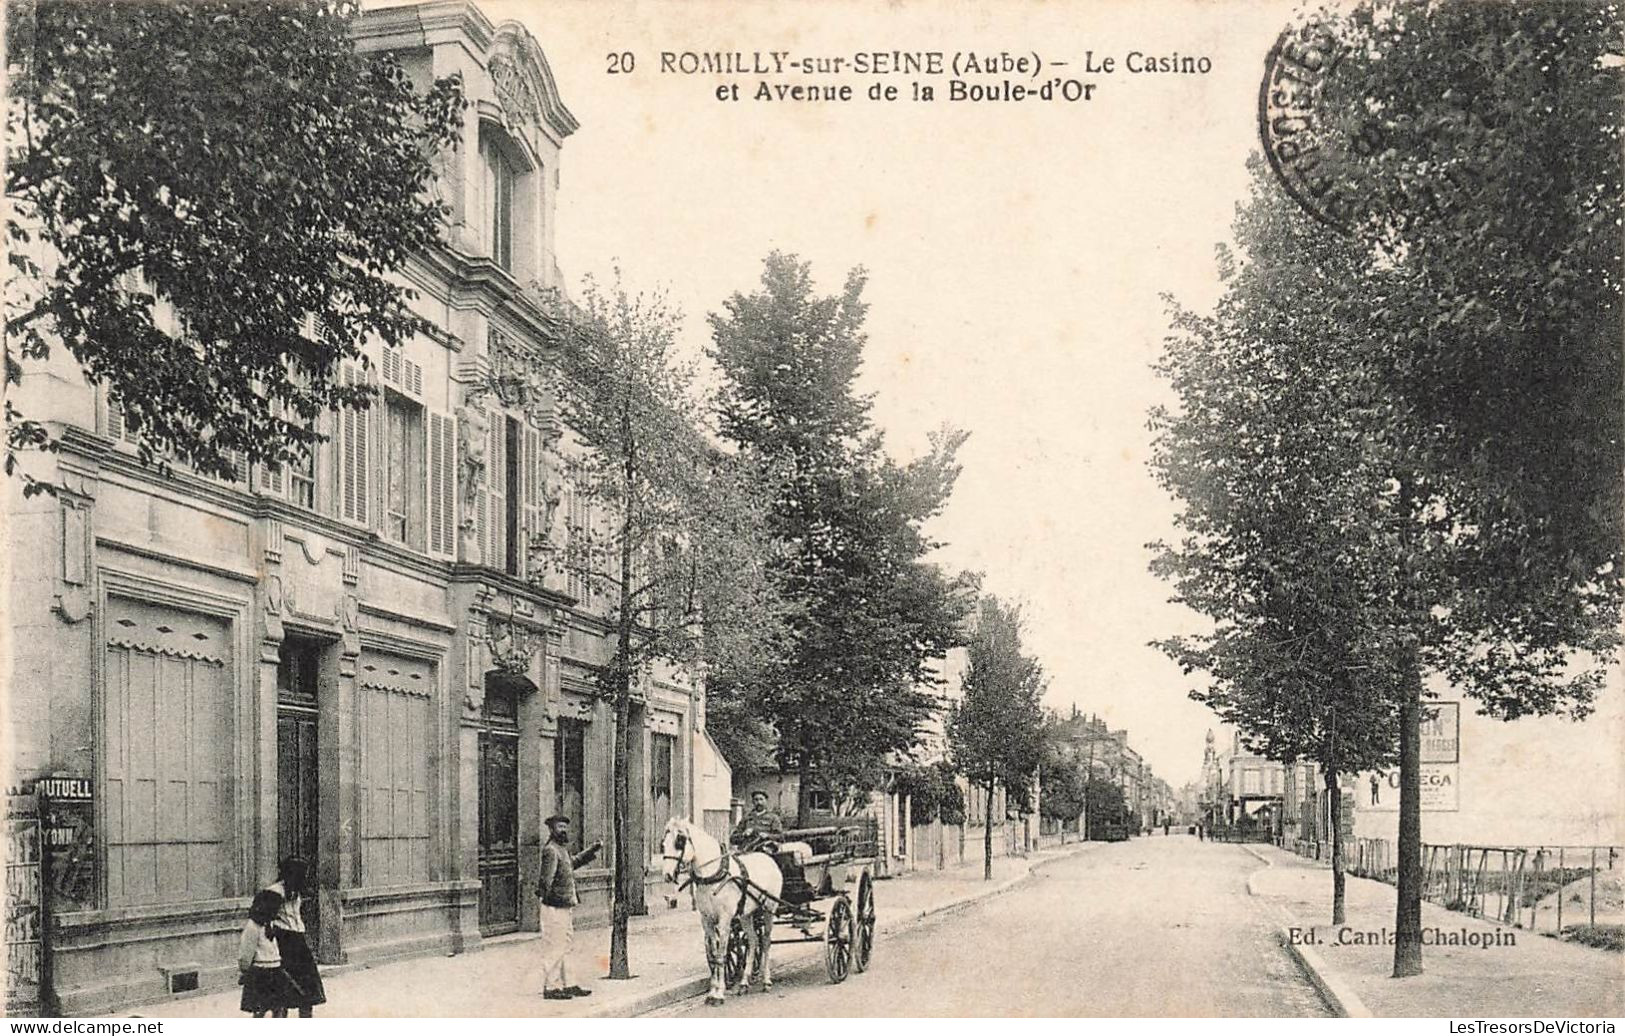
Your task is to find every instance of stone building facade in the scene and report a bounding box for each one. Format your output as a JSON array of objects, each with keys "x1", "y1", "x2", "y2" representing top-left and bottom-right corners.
[{"x1": 5, "y1": 3, "x2": 723, "y2": 1013}]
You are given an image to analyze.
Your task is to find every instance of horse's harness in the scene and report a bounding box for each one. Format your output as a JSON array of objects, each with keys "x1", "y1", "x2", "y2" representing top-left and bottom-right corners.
[{"x1": 664, "y1": 830, "x2": 766, "y2": 910}]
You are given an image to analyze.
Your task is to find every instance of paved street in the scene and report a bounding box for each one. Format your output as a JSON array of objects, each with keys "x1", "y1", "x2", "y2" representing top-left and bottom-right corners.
[{"x1": 662, "y1": 834, "x2": 1330, "y2": 1017}]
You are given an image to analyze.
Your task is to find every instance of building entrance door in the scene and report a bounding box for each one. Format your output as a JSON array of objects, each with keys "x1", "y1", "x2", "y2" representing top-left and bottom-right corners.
[
  {"x1": 478, "y1": 678, "x2": 520, "y2": 935},
  {"x1": 276, "y1": 640, "x2": 321, "y2": 934}
]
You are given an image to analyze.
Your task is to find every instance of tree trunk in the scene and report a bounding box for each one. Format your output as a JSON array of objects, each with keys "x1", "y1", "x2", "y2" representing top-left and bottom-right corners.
[
  {"x1": 1392, "y1": 661, "x2": 1424, "y2": 977},
  {"x1": 608, "y1": 429, "x2": 641, "y2": 979},
  {"x1": 1325, "y1": 764, "x2": 1345, "y2": 926},
  {"x1": 983, "y1": 779, "x2": 994, "y2": 881},
  {"x1": 608, "y1": 652, "x2": 633, "y2": 979}
]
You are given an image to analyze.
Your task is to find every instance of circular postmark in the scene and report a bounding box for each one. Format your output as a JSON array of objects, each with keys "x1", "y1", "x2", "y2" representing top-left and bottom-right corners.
[
  {"x1": 1258, "y1": 21, "x2": 1364, "y2": 235},
  {"x1": 1259, "y1": 16, "x2": 1482, "y2": 238}
]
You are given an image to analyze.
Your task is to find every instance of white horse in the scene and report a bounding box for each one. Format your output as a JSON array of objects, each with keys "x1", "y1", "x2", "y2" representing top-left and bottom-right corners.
[{"x1": 659, "y1": 817, "x2": 783, "y2": 1005}]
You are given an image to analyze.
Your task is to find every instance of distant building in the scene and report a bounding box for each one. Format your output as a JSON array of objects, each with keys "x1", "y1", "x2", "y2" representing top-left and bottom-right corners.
[
  {"x1": 1048, "y1": 709, "x2": 1169, "y2": 835},
  {"x1": 1200, "y1": 728, "x2": 1285, "y2": 833}
]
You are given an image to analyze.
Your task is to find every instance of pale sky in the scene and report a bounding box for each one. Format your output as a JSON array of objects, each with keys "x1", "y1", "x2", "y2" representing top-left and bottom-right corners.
[{"x1": 484, "y1": 0, "x2": 1305, "y2": 787}]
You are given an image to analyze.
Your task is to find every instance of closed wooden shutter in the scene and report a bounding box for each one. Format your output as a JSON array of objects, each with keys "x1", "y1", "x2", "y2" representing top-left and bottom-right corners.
[
  {"x1": 485, "y1": 417, "x2": 506, "y2": 572},
  {"x1": 567, "y1": 491, "x2": 589, "y2": 600},
  {"x1": 103, "y1": 602, "x2": 229, "y2": 906},
  {"x1": 103, "y1": 394, "x2": 127, "y2": 442},
  {"x1": 260, "y1": 461, "x2": 285, "y2": 497},
  {"x1": 340, "y1": 366, "x2": 370, "y2": 525},
  {"x1": 521, "y1": 425, "x2": 542, "y2": 578},
  {"x1": 427, "y1": 412, "x2": 456, "y2": 557}
]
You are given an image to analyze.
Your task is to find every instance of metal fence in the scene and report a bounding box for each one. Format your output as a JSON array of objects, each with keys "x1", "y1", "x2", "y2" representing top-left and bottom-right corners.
[{"x1": 1322, "y1": 838, "x2": 1622, "y2": 937}]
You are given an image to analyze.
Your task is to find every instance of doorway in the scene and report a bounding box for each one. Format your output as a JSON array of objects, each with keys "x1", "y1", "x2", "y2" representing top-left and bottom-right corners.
[
  {"x1": 276, "y1": 638, "x2": 322, "y2": 933},
  {"x1": 478, "y1": 674, "x2": 521, "y2": 934}
]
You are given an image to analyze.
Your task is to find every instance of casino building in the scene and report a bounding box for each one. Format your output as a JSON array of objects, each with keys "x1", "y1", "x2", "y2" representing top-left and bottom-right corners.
[{"x1": 5, "y1": 3, "x2": 731, "y2": 1013}]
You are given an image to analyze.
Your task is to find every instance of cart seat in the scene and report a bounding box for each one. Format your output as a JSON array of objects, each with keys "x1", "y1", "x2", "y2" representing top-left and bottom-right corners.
[{"x1": 775, "y1": 841, "x2": 814, "y2": 865}]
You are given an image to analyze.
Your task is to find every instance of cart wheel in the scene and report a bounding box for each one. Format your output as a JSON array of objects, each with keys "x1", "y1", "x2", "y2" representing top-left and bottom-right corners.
[
  {"x1": 853, "y1": 871, "x2": 875, "y2": 973},
  {"x1": 824, "y1": 893, "x2": 853, "y2": 984},
  {"x1": 723, "y1": 917, "x2": 749, "y2": 989}
]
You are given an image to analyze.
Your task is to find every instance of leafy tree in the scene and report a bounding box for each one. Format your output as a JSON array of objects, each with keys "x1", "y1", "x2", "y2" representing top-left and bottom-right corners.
[
  {"x1": 1277, "y1": 2, "x2": 1624, "y2": 976},
  {"x1": 5, "y1": 0, "x2": 463, "y2": 495},
  {"x1": 948, "y1": 596, "x2": 1045, "y2": 879},
  {"x1": 1154, "y1": 153, "x2": 1621, "y2": 974},
  {"x1": 1037, "y1": 759, "x2": 1085, "y2": 828},
  {"x1": 1082, "y1": 778, "x2": 1128, "y2": 840},
  {"x1": 551, "y1": 274, "x2": 786, "y2": 981},
  {"x1": 1151, "y1": 170, "x2": 1407, "y2": 924},
  {"x1": 893, "y1": 760, "x2": 965, "y2": 827},
  {"x1": 710, "y1": 252, "x2": 976, "y2": 823},
  {"x1": 1038, "y1": 715, "x2": 1087, "y2": 829}
]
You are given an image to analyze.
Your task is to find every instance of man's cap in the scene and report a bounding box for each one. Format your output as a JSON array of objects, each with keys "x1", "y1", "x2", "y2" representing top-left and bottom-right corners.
[{"x1": 545, "y1": 814, "x2": 570, "y2": 826}]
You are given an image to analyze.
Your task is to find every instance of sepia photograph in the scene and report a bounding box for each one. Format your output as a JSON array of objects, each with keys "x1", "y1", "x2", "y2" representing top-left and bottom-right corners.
[{"x1": 2, "y1": 0, "x2": 1621, "y2": 1023}]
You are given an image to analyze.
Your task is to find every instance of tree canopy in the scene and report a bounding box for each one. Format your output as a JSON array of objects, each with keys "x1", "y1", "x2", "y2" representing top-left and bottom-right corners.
[
  {"x1": 6, "y1": 0, "x2": 464, "y2": 490},
  {"x1": 551, "y1": 272, "x2": 786, "y2": 978},
  {"x1": 710, "y1": 252, "x2": 977, "y2": 816},
  {"x1": 948, "y1": 596, "x2": 1046, "y2": 810}
]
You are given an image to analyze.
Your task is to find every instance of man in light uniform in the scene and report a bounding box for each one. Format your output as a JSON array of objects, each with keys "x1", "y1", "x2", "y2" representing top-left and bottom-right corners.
[{"x1": 536, "y1": 815, "x2": 602, "y2": 1000}]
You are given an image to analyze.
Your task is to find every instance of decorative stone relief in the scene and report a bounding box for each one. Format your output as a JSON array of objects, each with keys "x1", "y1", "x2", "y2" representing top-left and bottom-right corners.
[
  {"x1": 263, "y1": 519, "x2": 284, "y2": 565},
  {"x1": 464, "y1": 626, "x2": 487, "y2": 713},
  {"x1": 356, "y1": 655, "x2": 433, "y2": 698},
  {"x1": 105, "y1": 608, "x2": 227, "y2": 666},
  {"x1": 54, "y1": 498, "x2": 92, "y2": 624},
  {"x1": 488, "y1": 51, "x2": 540, "y2": 130},
  {"x1": 457, "y1": 403, "x2": 490, "y2": 562},
  {"x1": 338, "y1": 593, "x2": 360, "y2": 666},
  {"x1": 260, "y1": 574, "x2": 285, "y2": 656}
]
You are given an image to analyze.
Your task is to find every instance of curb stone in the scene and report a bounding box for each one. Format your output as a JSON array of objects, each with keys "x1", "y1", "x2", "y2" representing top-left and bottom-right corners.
[
  {"x1": 593, "y1": 842, "x2": 1097, "y2": 1018},
  {"x1": 1240, "y1": 842, "x2": 1373, "y2": 1019}
]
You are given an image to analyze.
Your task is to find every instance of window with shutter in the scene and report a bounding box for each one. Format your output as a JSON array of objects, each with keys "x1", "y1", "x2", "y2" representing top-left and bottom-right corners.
[
  {"x1": 427, "y1": 412, "x2": 456, "y2": 557},
  {"x1": 567, "y1": 491, "x2": 589, "y2": 601},
  {"x1": 485, "y1": 418, "x2": 507, "y2": 572},
  {"x1": 103, "y1": 393, "x2": 128, "y2": 442},
  {"x1": 260, "y1": 461, "x2": 285, "y2": 497},
  {"x1": 521, "y1": 425, "x2": 542, "y2": 579},
  {"x1": 382, "y1": 392, "x2": 425, "y2": 550},
  {"x1": 503, "y1": 417, "x2": 521, "y2": 576},
  {"x1": 340, "y1": 366, "x2": 371, "y2": 526}
]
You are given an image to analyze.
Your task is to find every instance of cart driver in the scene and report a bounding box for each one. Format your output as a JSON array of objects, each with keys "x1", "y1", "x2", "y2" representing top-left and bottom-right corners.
[{"x1": 731, "y1": 790, "x2": 785, "y2": 850}]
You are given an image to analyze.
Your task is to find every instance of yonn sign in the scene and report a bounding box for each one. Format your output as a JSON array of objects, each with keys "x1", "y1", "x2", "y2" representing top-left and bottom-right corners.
[
  {"x1": 1421, "y1": 702, "x2": 1460, "y2": 765},
  {"x1": 1361, "y1": 765, "x2": 1459, "y2": 813}
]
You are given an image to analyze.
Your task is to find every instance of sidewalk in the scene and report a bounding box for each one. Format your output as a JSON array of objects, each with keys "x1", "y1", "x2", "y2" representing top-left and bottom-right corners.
[
  {"x1": 125, "y1": 843, "x2": 1090, "y2": 1018},
  {"x1": 1244, "y1": 844, "x2": 1625, "y2": 1018}
]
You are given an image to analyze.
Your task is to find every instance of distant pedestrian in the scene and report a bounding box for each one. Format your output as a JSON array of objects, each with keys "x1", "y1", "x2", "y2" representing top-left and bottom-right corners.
[
  {"x1": 239, "y1": 890, "x2": 301, "y2": 1018},
  {"x1": 265, "y1": 858, "x2": 325, "y2": 1017},
  {"x1": 537, "y1": 815, "x2": 603, "y2": 1001}
]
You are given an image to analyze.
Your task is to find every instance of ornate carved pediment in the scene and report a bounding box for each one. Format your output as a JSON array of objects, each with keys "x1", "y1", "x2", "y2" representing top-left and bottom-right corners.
[
  {"x1": 487, "y1": 24, "x2": 579, "y2": 141},
  {"x1": 488, "y1": 52, "x2": 539, "y2": 131},
  {"x1": 486, "y1": 327, "x2": 557, "y2": 416}
]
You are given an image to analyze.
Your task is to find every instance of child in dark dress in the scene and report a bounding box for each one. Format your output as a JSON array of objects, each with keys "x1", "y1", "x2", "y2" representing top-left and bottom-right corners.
[
  {"x1": 239, "y1": 890, "x2": 301, "y2": 1017},
  {"x1": 266, "y1": 858, "x2": 326, "y2": 1017}
]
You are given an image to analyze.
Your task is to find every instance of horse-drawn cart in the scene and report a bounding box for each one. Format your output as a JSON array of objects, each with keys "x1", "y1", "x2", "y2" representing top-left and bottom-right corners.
[{"x1": 722, "y1": 819, "x2": 879, "y2": 987}]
